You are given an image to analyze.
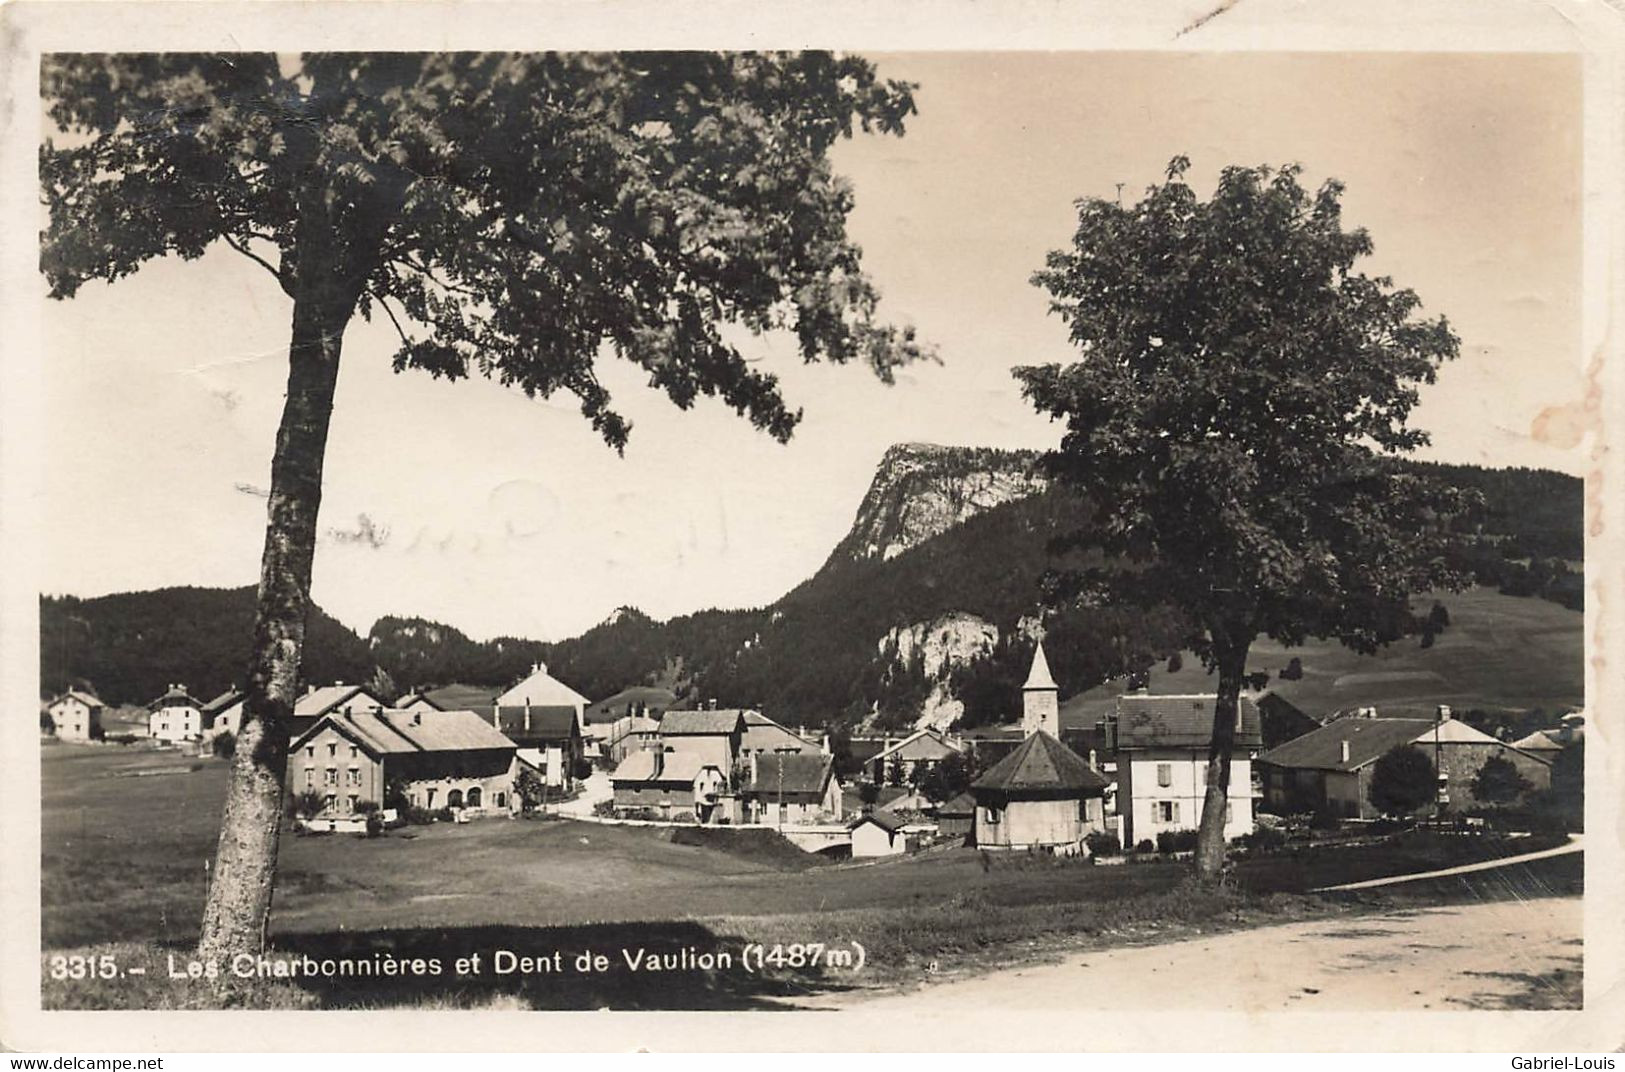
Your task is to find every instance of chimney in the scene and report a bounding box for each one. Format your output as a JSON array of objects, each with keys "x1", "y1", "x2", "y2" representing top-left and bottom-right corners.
[
  {"x1": 524, "y1": 701, "x2": 532, "y2": 734},
  {"x1": 1436, "y1": 704, "x2": 1452, "y2": 722},
  {"x1": 1340, "y1": 739, "x2": 1350, "y2": 764},
  {"x1": 412, "y1": 712, "x2": 421, "y2": 726},
  {"x1": 1088, "y1": 749, "x2": 1098, "y2": 771}
]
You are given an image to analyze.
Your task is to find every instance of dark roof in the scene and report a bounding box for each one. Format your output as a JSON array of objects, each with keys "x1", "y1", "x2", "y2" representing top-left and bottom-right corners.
[
  {"x1": 1258, "y1": 717, "x2": 1437, "y2": 773},
  {"x1": 849, "y1": 810, "x2": 907, "y2": 834},
  {"x1": 742, "y1": 753, "x2": 833, "y2": 798},
  {"x1": 490, "y1": 705, "x2": 579, "y2": 741},
  {"x1": 660, "y1": 709, "x2": 747, "y2": 735},
  {"x1": 1114, "y1": 694, "x2": 1263, "y2": 750},
  {"x1": 935, "y1": 792, "x2": 977, "y2": 818},
  {"x1": 971, "y1": 731, "x2": 1110, "y2": 795},
  {"x1": 396, "y1": 691, "x2": 444, "y2": 711}
]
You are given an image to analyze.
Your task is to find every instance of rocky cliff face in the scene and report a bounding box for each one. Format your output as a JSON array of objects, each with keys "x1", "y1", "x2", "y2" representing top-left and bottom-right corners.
[
  {"x1": 879, "y1": 611, "x2": 1000, "y2": 730},
  {"x1": 831, "y1": 443, "x2": 1047, "y2": 564}
]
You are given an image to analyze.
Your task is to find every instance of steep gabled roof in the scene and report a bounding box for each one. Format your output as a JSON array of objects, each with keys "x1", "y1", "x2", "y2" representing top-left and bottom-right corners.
[
  {"x1": 660, "y1": 709, "x2": 748, "y2": 735},
  {"x1": 849, "y1": 810, "x2": 907, "y2": 834},
  {"x1": 1114, "y1": 694, "x2": 1263, "y2": 751},
  {"x1": 1511, "y1": 729, "x2": 1567, "y2": 752},
  {"x1": 871, "y1": 728, "x2": 962, "y2": 764},
  {"x1": 494, "y1": 663, "x2": 589, "y2": 710},
  {"x1": 936, "y1": 791, "x2": 977, "y2": 818},
  {"x1": 971, "y1": 731, "x2": 1109, "y2": 795},
  {"x1": 200, "y1": 688, "x2": 243, "y2": 715},
  {"x1": 396, "y1": 691, "x2": 443, "y2": 711}
]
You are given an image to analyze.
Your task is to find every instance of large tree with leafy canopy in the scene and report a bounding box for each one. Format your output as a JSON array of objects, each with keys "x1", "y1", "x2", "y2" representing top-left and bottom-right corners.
[
  {"x1": 40, "y1": 51, "x2": 924, "y2": 960},
  {"x1": 1015, "y1": 157, "x2": 1474, "y2": 879}
]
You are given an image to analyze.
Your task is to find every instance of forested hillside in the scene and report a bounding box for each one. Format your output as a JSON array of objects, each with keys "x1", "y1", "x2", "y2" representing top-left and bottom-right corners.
[{"x1": 40, "y1": 451, "x2": 1583, "y2": 728}]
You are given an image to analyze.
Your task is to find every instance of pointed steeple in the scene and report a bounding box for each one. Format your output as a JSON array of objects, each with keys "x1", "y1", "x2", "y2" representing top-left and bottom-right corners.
[
  {"x1": 1022, "y1": 642, "x2": 1060, "y2": 737},
  {"x1": 1024, "y1": 642, "x2": 1058, "y2": 692}
]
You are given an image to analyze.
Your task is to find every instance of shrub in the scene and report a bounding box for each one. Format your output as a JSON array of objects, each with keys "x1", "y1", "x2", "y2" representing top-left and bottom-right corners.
[
  {"x1": 364, "y1": 813, "x2": 383, "y2": 838},
  {"x1": 1084, "y1": 831, "x2": 1122, "y2": 857},
  {"x1": 1156, "y1": 829, "x2": 1199, "y2": 854},
  {"x1": 1279, "y1": 657, "x2": 1303, "y2": 681},
  {"x1": 354, "y1": 800, "x2": 380, "y2": 815},
  {"x1": 289, "y1": 788, "x2": 326, "y2": 820},
  {"x1": 571, "y1": 757, "x2": 594, "y2": 782},
  {"x1": 1369, "y1": 744, "x2": 1436, "y2": 816},
  {"x1": 211, "y1": 730, "x2": 236, "y2": 758},
  {"x1": 1135, "y1": 839, "x2": 1155, "y2": 854},
  {"x1": 592, "y1": 799, "x2": 617, "y2": 818},
  {"x1": 432, "y1": 807, "x2": 455, "y2": 823},
  {"x1": 404, "y1": 806, "x2": 435, "y2": 826},
  {"x1": 1471, "y1": 755, "x2": 1534, "y2": 806},
  {"x1": 1309, "y1": 804, "x2": 1342, "y2": 831},
  {"x1": 1238, "y1": 826, "x2": 1287, "y2": 853}
]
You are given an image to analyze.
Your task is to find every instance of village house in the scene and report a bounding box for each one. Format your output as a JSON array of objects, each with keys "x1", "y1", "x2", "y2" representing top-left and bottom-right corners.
[
  {"x1": 607, "y1": 714, "x2": 661, "y2": 766},
  {"x1": 395, "y1": 691, "x2": 443, "y2": 714},
  {"x1": 848, "y1": 810, "x2": 911, "y2": 858},
  {"x1": 867, "y1": 727, "x2": 963, "y2": 785},
  {"x1": 147, "y1": 684, "x2": 205, "y2": 743},
  {"x1": 288, "y1": 707, "x2": 520, "y2": 817},
  {"x1": 43, "y1": 689, "x2": 103, "y2": 741},
  {"x1": 739, "y1": 752, "x2": 842, "y2": 825},
  {"x1": 609, "y1": 750, "x2": 728, "y2": 821},
  {"x1": 1256, "y1": 706, "x2": 1553, "y2": 818},
  {"x1": 290, "y1": 682, "x2": 390, "y2": 737},
  {"x1": 1110, "y1": 693, "x2": 1262, "y2": 848},
  {"x1": 658, "y1": 707, "x2": 748, "y2": 772},
  {"x1": 489, "y1": 662, "x2": 590, "y2": 787},
  {"x1": 200, "y1": 687, "x2": 244, "y2": 741},
  {"x1": 740, "y1": 711, "x2": 824, "y2": 758}
]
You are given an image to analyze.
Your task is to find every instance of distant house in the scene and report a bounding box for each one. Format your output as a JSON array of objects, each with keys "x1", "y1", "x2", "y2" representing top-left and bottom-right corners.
[
  {"x1": 1111, "y1": 693, "x2": 1262, "y2": 847},
  {"x1": 291, "y1": 683, "x2": 389, "y2": 737},
  {"x1": 849, "y1": 810, "x2": 910, "y2": 858},
  {"x1": 147, "y1": 684, "x2": 205, "y2": 743},
  {"x1": 288, "y1": 707, "x2": 519, "y2": 816},
  {"x1": 740, "y1": 752, "x2": 841, "y2": 825},
  {"x1": 867, "y1": 728, "x2": 963, "y2": 785},
  {"x1": 1257, "y1": 707, "x2": 1552, "y2": 818},
  {"x1": 970, "y1": 730, "x2": 1110, "y2": 854},
  {"x1": 395, "y1": 691, "x2": 443, "y2": 714},
  {"x1": 658, "y1": 708, "x2": 748, "y2": 772},
  {"x1": 1256, "y1": 692, "x2": 1320, "y2": 750},
  {"x1": 607, "y1": 714, "x2": 661, "y2": 766},
  {"x1": 489, "y1": 662, "x2": 589, "y2": 784},
  {"x1": 44, "y1": 689, "x2": 103, "y2": 741},
  {"x1": 610, "y1": 750, "x2": 729, "y2": 822},
  {"x1": 740, "y1": 711, "x2": 824, "y2": 758},
  {"x1": 934, "y1": 791, "x2": 976, "y2": 840},
  {"x1": 200, "y1": 687, "x2": 244, "y2": 740}
]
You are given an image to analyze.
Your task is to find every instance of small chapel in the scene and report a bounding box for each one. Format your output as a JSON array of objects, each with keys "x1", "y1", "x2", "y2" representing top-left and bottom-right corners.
[{"x1": 969, "y1": 642, "x2": 1110, "y2": 854}]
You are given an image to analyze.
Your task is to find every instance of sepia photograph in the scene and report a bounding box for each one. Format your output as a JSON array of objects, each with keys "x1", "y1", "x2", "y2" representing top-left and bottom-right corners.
[{"x1": 2, "y1": 0, "x2": 1622, "y2": 1054}]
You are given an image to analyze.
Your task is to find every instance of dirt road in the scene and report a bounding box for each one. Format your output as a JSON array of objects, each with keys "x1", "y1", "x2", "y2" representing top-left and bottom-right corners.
[{"x1": 823, "y1": 896, "x2": 1581, "y2": 1012}]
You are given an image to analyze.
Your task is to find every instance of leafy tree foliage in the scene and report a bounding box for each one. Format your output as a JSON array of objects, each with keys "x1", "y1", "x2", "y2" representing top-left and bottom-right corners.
[
  {"x1": 1369, "y1": 745, "x2": 1437, "y2": 816},
  {"x1": 1016, "y1": 159, "x2": 1473, "y2": 877},
  {"x1": 514, "y1": 767, "x2": 548, "y2": 813},
  {"x1": 1470, "y1": 755, "x2": 1534, "y2": 806},
  {"x1": 1279, "y1": 657, "x2": 1303, "y2": 681},
  {"x1": 41, "y1": 50, "x2": 922, "y2": 962}
]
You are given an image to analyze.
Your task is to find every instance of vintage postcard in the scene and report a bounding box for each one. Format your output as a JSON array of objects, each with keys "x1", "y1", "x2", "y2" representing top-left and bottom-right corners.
[{"x1": 1, "y1": 0, "x2": 1621, "y2": 1054}]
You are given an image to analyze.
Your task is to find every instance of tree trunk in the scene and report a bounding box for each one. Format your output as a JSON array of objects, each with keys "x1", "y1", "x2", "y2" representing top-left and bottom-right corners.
[
  {"x1": 196, "y1": 278, "x2": 355, "y2": 963},
  {"x1": 1194, "y1": 626, "x2": 1252, "y2": 881}
]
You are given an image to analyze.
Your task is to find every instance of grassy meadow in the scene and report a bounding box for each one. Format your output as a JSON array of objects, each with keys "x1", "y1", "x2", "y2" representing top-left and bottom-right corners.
[{"x1": 41, "y1": 740, "x2": 1582, "y2": 1009}]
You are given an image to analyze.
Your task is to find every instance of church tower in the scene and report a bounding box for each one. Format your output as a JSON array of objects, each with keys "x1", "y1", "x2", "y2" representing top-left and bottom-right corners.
[{"x1": 1022, "y1": 641, "x2": 1060, "y2": 737}]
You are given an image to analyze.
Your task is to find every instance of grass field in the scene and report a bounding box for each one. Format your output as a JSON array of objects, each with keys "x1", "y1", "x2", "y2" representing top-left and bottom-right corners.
[
  {"x1": 1063, "y1": 586, "x2": 1584, "y2": 725},
  {"x1": 41, "y1": 742, "x2": 1583, "y2": 1009}
]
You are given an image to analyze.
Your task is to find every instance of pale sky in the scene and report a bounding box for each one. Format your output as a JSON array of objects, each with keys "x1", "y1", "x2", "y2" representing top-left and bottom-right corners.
[{"x1": 37, "y1": 51, "x2": 1584, "y2": 641}]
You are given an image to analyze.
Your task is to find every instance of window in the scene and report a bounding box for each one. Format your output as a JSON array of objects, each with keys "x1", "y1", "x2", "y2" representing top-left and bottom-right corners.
[
  {"x1": 425, "y1": 788, "x2": 436, "y2": 807},
  {"x1": 323, "y1": 794, "x2": 335, "y2": 811},
  {"x1": 347, "y1": 795, "x2": 359, "y2": 812},
  {"x1": 347, "y1": 767, "x2": 361, "y2": 786},
  {"x1": 1156, "y1": 801, "x2": 1179, "y2": 823},
  {"x1": 983, "y1": 806, "x2": 1001, "y2": 825},
  {"x1": 1156, "y1": 763, "x2": 1172, "y2": 788},
  {"x1": 349, "y1": 745, "x2": 358, "y2": 758},
  {"x1": 324, "y1": 767, "x2": 337, "y2": 786},
  {"x1": 467, "y1": 787, "x2": 482, "y2": 808},
  {"x1": 306, "y1": 746, "x2": 314, "y2": 759},
  {"x1": 494, "y1": 792, "x2": 506, "y2": 809},
  {"x1": 304, "y1": 769, "x2": 313, "y2": 787},
  {"x1": 327, "y1": 743, "x2": 337, "y2": 758}
]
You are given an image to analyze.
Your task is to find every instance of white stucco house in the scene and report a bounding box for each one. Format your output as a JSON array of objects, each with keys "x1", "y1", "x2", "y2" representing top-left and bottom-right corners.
[
  {"x1": 147, "y1": 684, "x2": 205, "y2": 743},
  {"x1": 44, "y1": 689, "x2": 104, "y2": 741},
  {"x1": 1111, "y1": 693, "x2": 1261, "y2": 848}
]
